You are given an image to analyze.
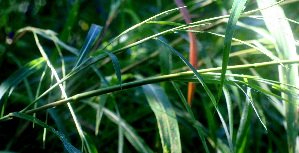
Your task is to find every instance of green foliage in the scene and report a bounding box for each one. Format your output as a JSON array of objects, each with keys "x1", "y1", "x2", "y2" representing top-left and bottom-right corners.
[{"x1": 0, "y1": 0, "x2": 298, "y2": 152}]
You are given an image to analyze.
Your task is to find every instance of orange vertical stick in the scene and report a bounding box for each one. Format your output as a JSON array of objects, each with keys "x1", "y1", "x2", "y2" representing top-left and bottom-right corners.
[{"x1": 174, "y1": 0, "x2": 198, "y2": 106}]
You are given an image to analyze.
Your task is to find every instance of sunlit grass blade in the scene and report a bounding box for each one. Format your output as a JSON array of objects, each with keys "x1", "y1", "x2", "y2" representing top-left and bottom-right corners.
[
  {"x1": 155, "y1": 38, "x2": 232, "y2": 151},
  {"x1": 142, "y1": 84, "x2": 181, "y2": 153},
  {"x1": 171, "y1": 81, "x2": 210, "y2": 153},
  {"x1": 239, "y1": 81, "x2": 296, "y2": 106},
  {"x1": 223, "y1": 86, "x2": 234, "y2": 143},
  {"x1": 257, "y1": 0, "x2": 298, "y2": 152},
  {"x1": 17, "y1": 27, "x2": 80, "y2": 55},
  {"x1": 92, "y1": 6, "x2": 187, "y2": 56},
  {"x1": 235, "y1": 86, "x2": 254, "y2": 152},
  {"x1": 217, "y1": 0, "x2": 247, "y2": 104},
  {"x1": 235, "y1": 21, "x2": 275, "y2": 43},
  {"x1": 32, "y1": 32, "x2": 92, "y2": 152},
  {"x1": 73, "y1": 24, "x2": 102, "y2": 69},
  {"x1": 239, "y1": 57, "x2": 284, "y2": 114},
  {"x1": 0, "y1": 57, "x2": 45, "y2": 116},
  {"x1": 10, "y1": 112, "x2": 82, "y2": 153},
  {"x1": 184, "y1": 30, "x2": 286, "y2": 67},
  {"x1": 0, "y1": 57, "x2": 45, "y2": 100},
  {"x1": 95, "y1": 94, "x2": 107, "y2": 136},
  {"x1": 146, "y1": 21, "x2": 184, "y2": 26}
]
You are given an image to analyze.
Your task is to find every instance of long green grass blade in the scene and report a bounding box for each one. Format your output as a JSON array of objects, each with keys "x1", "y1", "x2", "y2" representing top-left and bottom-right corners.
[
  {"x1": 10, "y1": 112, "x2": 82, "y2": 153},
  {"x1": 146, "y1": 21, "x2": 184, "y2": 26},
  {"x1": 256, "y1": 0, "x2": 298, "y2": 152},
  {"x1": 217, "y1": 0, "x2": 246, "y2": 104},
  {"x1": 159, "y1": 39, "x2": 172, "y2": 90},
  {"x1": 171, "y1": 81, "x2": 210, "y2": 153},
  {"x1": 74, "y1": 24, "x2": 102, "y2": 69},
  {"x1": 0, "y1": 57, "x2": 45, "y2": 101},
  {"x1": 217, "y1": 0, "x2": 248, "y2": 104},
  {"x1": 142, "y1": 84, "x2": 181, "y2": 153},
  {"x1": 235, "y1": 87, "x2": 254, "y2": 151},
  {"x1": 223, "y1": 86, "x2": 234, "y2": 144},
  {"x1": 17, "y1": 27, "x2": 80, "y2": 55},
  {"x1": 92, "y1": 6, "x2": 186, "y2": 56},
  {"x1": 95, "y1": 94, "x2": 107, "y2": 136},
  {"x1": 155, "y1": 39, "x2": 232, "y2": 152},
  {"x1": 32, "y1": 32, "x2": 92, "y2": 152},
  {"x1": 0, "y1": 57, "x2": 45, "y2": 116}
]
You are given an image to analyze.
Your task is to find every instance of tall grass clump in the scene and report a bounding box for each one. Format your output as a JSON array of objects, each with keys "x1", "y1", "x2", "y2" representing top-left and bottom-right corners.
[{"x1": 0, "y1": 0, "x2": 298, "y2": 152}]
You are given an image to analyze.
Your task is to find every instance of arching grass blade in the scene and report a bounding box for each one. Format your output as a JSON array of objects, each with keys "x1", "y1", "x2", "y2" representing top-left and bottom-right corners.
[
  {"x1": 171, "y1": 81, "x2": 210, "y2": 153},
  {"x1": 10, "y1": 112, "x2": 82, "y2": 153},
  {"x1": 142, "y1": 84, "x2": 181, "y2": 153},
  {"x1": 0, "y1": 57, "x2": 45, "y2": 116},
  {"x1": 103, "y1": 51, "x2": 122, "y2": 89},
  {"x1": 217, "y1": 0, "x2": 247, "y2": 104}
]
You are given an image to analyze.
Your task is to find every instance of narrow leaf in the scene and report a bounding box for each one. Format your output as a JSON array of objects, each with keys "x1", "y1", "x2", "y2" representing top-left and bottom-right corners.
[
  {"x1": 142, "y1": 84, "x2": 181, "y2": 153},
  {"x1": 235, "y1": 87, "x2": 254, "y2": 151},
  {"x1": 95, "y1": 94, "x2": 107, "y2": 135},
  {"x1": 0, "y1": 57, "x2": 45, "y2": 109},
  {"x1": 218, "y1": 0, "x2": 247, "y2": 104},
  {"x1": 256, "y1": 0, "x2": 298, "y2": 152},
  {"x1": 156, "y1": 38, "x2": 233, "y2": 152},
  {"x1": 171, "y1": 81, "x2": 210, "y2": 153},
  {"x1": 103, "y1": 108, "x2": 154, "y2": 153},
  {"x1": 11, "y1": 112, "x2": 82, "y2": 153},
  {"x1": 74, "y1": 24, "x2": 102, "y2": 69},
  {"x1": 103, "y1": 51, "x2": 122, "y2": 89},
  {"x1": 223, "y1": 86, "x2": 234, "y2": 142},
  {"x1": 146, "y1": 21, "x2": 184, "y2": 26}
]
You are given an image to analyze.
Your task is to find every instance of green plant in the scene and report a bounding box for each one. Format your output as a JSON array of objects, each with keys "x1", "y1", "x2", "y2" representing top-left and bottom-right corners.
[{"x1": 0, "y1": 0, "x2": 298, "y2": 152}]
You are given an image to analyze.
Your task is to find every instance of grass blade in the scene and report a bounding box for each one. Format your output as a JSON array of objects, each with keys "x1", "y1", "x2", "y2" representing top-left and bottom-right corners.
[
  {"x1": 92, "y1": 6, "x2": 186, "y2": 56},
  {"x1": 146, "y1": 21, "x2": 184, "y2": 26},
  {"x1": 155, "y1": 38, "x2": 232, "y2": 151},
  {"x1": 0, "y1": 57, "x2": 45, "y2": 100},
  {"x1": 103, "y1": 108, "x2": 154, "y2": 153},
  {"x1": 235, "y1": 87, "x2": 254, "y2": 151},
  {"x1": 73, "y1": 24, "x2": 102, "y2": 69},
  {"x1": 0, "y1": 57, "x2": 45, "y2": 116},
  {"x1": 171, "y1": 81, "x2": 210, "y2": 153},
  {"x1": 256, "y1": 0, "x2": 298, "y2": 152},
  {"x1": 95, "y1": 94, "x2": 107, "y2": 136},
  {"x1": 142, "y1": 84, "x2": 181, "y2": 153},
  {"x1": 103, "y1": 51, "x2": 122, "y2": 89},
  {"x1": 159, "y1": 39, "x2": 172, "y2": 90},
  {"x1": 223, "y1": 86, "x2": 234, "y2": 144},
  {"x1": 10, "y1": 112, "x2": 82, "y2": 153},
  {"x1": 217, "y1": 0, "x2": 248, "y2": 104},
  {"x1": 32, "y1": 32, "x2": 91, "y2": 152}
]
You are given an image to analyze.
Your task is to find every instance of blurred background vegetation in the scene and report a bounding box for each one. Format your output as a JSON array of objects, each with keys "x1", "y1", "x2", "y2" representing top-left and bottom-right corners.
[{"x1": 0, "y1": 0, "x2": 298, "y2": 152}]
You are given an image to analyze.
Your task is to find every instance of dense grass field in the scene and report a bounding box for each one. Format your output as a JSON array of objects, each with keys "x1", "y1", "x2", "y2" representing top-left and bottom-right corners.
[{"x1": 0, "y1": 0, "x2": 298, "y2": 152}]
